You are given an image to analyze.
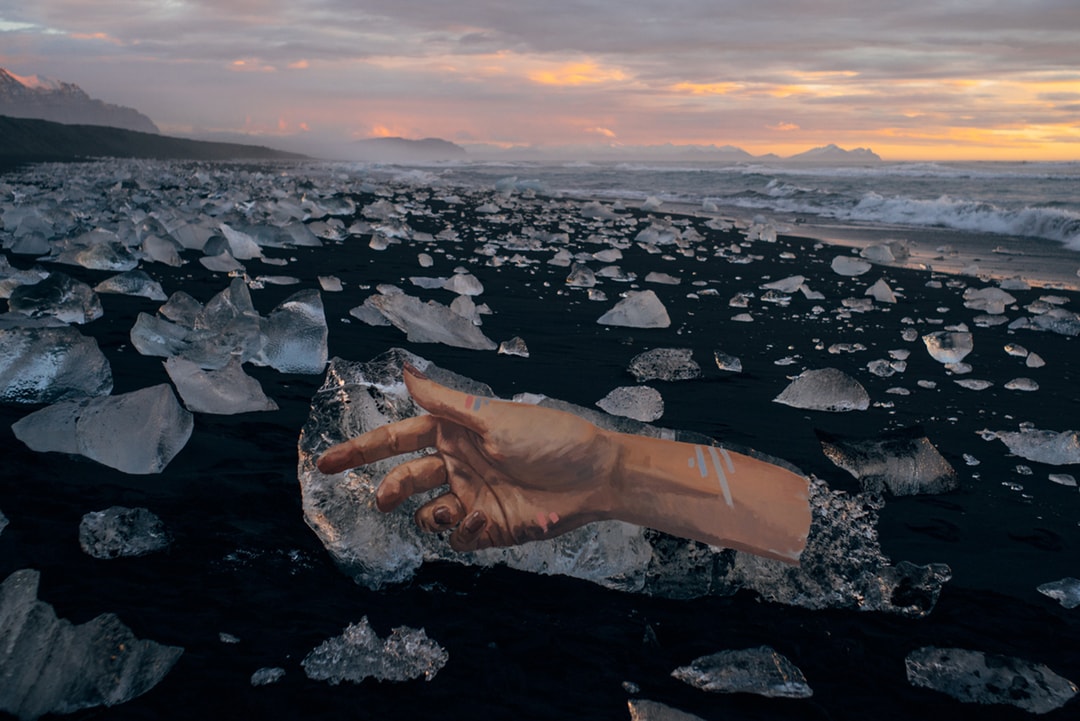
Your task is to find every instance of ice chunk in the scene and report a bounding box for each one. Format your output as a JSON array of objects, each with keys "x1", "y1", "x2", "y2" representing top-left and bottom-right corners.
[
  {"x1": 497, "y1": 336, "x2": 529, "y2": 357},
  {"x1": 0, "y1": 261, "x2": 48, "y2": 299},
  {"x1": 252, "y1": 289, "x2": 328, "y2": 374},
  {"x1": 865, "y1": 278, "x2": 897, "y2": 303},
  {"x1": 8, "y1": 272, "x2": 103, "y2": 325},
  {"x1": 0, "y1": 508, "x2": 7, "y2": 537},
  {"x1": 0, "y1": 325, "x2": 112, "y2": 404},
  {"x1": 922, "y1": 331, "x2": 973, "y2": 363},
  {"x1": 963, "y1": 287, "x2": 1015, "y2": 314},
  {"x1": 985, "y1": 428, "x2": 1080, "y2": 465},
  {"x1": 1004, "y1": 377, "x2": 1039, "y2": 391},
  {"x1": 645, "y1": 271, "x2": 680, "y2": 285},
  {"x1": 251, "y1": 667, "x2": 286, "y2": 686},
  {"x1": 93, "y1": 270, "x2": 168, "y2": 301},
  {"x1": 141, "y1": 234, "x2": 183, "y2": 267},
  {"x1": 597, "y1": 290, "x2": 671, "y2": 328},
  {"x1": 443, "y1": 272, "x2": 484, "y2": 296},
  {"x1": 905, "y1": 647, "x2": 1077, "y2": 714},
  {"x1": 199, "y1": 252, "x2": 245, "y2": 273},
  {"x1": 219, "y1": 223, "x2": 264, "y2": 259},
  {"x1": 817, "y1": 427, "x2": 958, "y2": 495},
  {"x1": 566, "y1": 263, "x2": 597, "y2": 288},
  {"x1": 671, "y1": 646, "x2": 813, "y2": 698},
  {"x1": 368, "y1": 293, "x2": 497, "y2": 351},
  {"x1": 628, "y1": 699, "x2": 706, "y2": 721},
  {"x1": 628, "y1": 348, "x2": 700, "y2": 382},
  {"x1": 12, "y1": 384, "x2": 193, "y2": 474},
  {"x1": 773, "y1": 368, "x2": 869, "y2": 412},
  {"x1": 713, "y1": 351, "x2": 743, "y2": 373},
  {"x1": 831, "y1": 255, "x2": 872, "y2": 276},
  {"x1": 53, "y1": 235, "x2": 139, "y2": 271},
  {"x1": 0, "y1": 569, "x2": 182, "y2": 719},
  {"x1": 597, "y1": 386, "x2": 664, "y2": 422},
  {"x1": 78, "y1": 506, "x2": 170, "y2": 559},
  {"x1": 165, "y1": 357, "x2": 278, "y2": 414},
  {"x1": 318, "y1": 275, "x2": 343, "y2": 292},
  {"x1": 298, "y1": 351, "x2": 950, "y2": 615},
  {"x1": 301, "y1": 617, "x2": 447, "y2": 684},
  {"x1": 1037, "y1": 578, "x2": 1080, "y2": 609}
]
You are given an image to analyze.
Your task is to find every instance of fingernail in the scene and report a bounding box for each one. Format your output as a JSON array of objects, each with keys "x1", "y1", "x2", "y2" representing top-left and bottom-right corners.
[
  {"x1": 464, "y1": 510, "x2": 485, "y2": 534},
  {"x1": 433, "y1": 506, "x2": 453, "y2": 525}
]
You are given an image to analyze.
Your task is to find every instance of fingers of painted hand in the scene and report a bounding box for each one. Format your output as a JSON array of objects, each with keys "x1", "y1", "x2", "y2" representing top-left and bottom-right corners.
[
  {"x1": 316, "y1": 414, "x2": 439, "y2": 475},
  {"x1": 448, "y1": 509, "x2": 490, "y2": 552},
  {"x1": 374, "y1": 454, "x2": 449, "y2": 512},
  {"x1": 402, "y1": 363, "x2": 491, "y2": 435},
  {"x1": 413, "y1": 492, "x2": 467, "y2": 533}
]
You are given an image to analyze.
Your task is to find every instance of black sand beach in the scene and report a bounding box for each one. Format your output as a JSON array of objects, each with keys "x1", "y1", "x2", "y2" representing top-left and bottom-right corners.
[{"x1": 1, "y1": 160, "x2": 1078, "y2": 720}]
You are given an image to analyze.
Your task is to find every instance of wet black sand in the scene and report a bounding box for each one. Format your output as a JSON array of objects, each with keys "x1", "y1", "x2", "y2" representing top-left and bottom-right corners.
[{"x1": 1, "y1": 168, "x2": 1079, "y2": 720}]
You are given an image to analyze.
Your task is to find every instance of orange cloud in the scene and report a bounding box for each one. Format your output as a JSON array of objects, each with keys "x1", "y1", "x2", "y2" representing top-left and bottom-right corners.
[
  {"x1": 588, "y1": 126, "x2": 617, "y2": 139},
  {"x1": 231, "y1": 58, "x2": 276, "y2": 72},
  {"x1": 528, "y1": 61, "x2": 626, "y2": 87},
  {"x1": 670, "y1": 81, "x2": 743, "y2": 96},
  {"x1": 768, "y1": 121, "x2": 800, "y2": 131}
]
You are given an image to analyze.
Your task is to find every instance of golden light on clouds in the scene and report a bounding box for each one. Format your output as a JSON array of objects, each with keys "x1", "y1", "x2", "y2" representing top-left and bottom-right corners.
[{"x1": 528, "y1": 60, "x2": 626, "y2": 87}]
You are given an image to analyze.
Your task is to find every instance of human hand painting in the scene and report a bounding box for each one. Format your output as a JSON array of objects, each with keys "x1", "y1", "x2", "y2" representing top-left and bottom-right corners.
[{"x1": 318, "y1": 363, "x2": 811, "y2": 563}]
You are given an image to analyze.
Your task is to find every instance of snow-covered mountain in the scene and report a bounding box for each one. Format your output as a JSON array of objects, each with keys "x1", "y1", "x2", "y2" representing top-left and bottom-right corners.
[{"x1": 0, "y1": 68, "x2": 159, "y2": 134}]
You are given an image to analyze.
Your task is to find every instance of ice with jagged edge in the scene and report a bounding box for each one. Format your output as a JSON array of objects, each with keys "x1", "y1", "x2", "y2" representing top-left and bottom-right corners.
[
  {"x1": 597, "y1": 386, "x2": 664, "y2": 422},
  {"x1": 905, "y1": 647, "x2": 1077, "y2": 714},
  {"x1": 252, "y1": 289, "x2": 328, "y2": 374},
  {"x1": 817, "y1": 426, "x2": 959, "y2": 496},
  {"x1": 298, "y1": 350, "x2": 951, "y2": 616},
  {"x1": 12, "y1": 384, "x2": 193, "y2": 474},
  {"x1": 302, "y1": 616, "x2": 448, "y2": 684},
  {"x1": 165, "y1": 357, "x2": 278, "y2": 414},
  {"x1": 0, "y1": 323, "x2": 113, "y2": 404},
  {"x1": 628, "y1": 348, "x2": 701, "y2": 382},
  {"x1": 983, "y1": 428, "x2": 1080, "y2": 465},
  {"x1": 1037, "y1": 577, "x2": 1080, "y2": 609},
  {"x1": 93, "y1": 270, "x2": 168, "y2": 301},
  {"x1": 78, "y1": 506, "x2": 171, "y2": 559},
  {"x1": 366, "y1": 292, "x2": 498, "y2": 350},
  {"x1": 597, "y1": 290, "x2": 671, "y2": 328},
  {"x1": 7, "y1": 272, "x2": 103, "y2": 325},
  {"x1": 671, "y1": 645, "x2": 813, "y2": 698},
  {"x1": 0, "y1": 569, "x2": 183, "y2": 720},
  {"x1": 922, "y1": 331, "x2": 974, "y2": 364},
  {"x1": 773, "y1": 368, "x2": 870, "y2": 412}
]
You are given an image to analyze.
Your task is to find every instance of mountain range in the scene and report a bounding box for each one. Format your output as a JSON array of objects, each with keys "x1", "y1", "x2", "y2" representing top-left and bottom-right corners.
[{"x1": 0, "y1": 68, "x2": 158, "y2": 134}]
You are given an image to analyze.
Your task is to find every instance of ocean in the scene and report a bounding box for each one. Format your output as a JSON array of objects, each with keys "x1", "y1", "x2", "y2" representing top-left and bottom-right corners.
[{"x1": 0, "y1": 157, "x2": 1078, "y2": 720}]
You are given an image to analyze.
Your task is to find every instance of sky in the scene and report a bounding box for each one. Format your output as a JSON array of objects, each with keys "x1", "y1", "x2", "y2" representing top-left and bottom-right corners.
[{"x1": 2, "y1": 1, "x2": 1080, "y2": 161}]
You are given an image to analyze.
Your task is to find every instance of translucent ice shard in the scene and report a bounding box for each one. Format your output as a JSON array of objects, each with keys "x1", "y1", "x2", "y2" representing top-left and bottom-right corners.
[
  {"x1": 963, "y1": 286, "x2": 1016, "y2": 314},
  {"x1": 12, "y1": 384, "x2": 193, "y2": 474},
  {"x1": 0, "y1": 325, "x2": 112, "y2": 404},
  {"x1": 831, "y1": 255, "x2": 872, "y2": 276},
  {"x1": 298, "y1": 351, "x2": 950, "y2": 615},
  {"x1": 597, "y1": 290, "x2": 671, "y2": 328},
  {"x1": 905, "y1": 647, "x2": 1077, "y2": 714},
  {"x1": 628, "y1": 348, "x2": 701, "y2": 382},
  {"x1": 597, "y1": 386, "x2": 664, "y2": 422},
  {"x1": 671, "y1": 646, "x2": 813, "y2": 698},
  {"x1": 219, "y1": 223, "x2": 264, "y2": 260},
  {"x1": 368, "y1": 293, "x2": 497, "y2": 350},
  {"x1": 165, "y1": 357, "x2": 278, "y2": 414},
  {"x1": 713, "y1": 350, "x2": 743, "y2": 373},
  {"x1": 250, "y1": 667, "x2": 286, "y2": 686},
  {"x1": 301, "y1": 617, "x2": 448, "y2": 684},
  {"x1": 773, "y1": 368, "x2": 869, "y2": 412},
  {"x1": 865, "y1": 278, "x2": 897, "y2": 304},
  {"x1": 93, "y1": 270, "x2": 168, "y2": 301},
  {"x1": 984, "y1": 428, "x2": 1080, "y2": 465},
  {"x1": 817, "y1": 426, "x2": 958, "y2": 495},
  {"x1": 497, "y1": 336, "x2": 530, "y2": 357},
  {"x1": 922, "y1": 331, "x2": 973, "y2": 364},
  {"x1": 78, "y1": 506, "x2": 170, "y2": 559},
  {"x1": 1037, "y1": 578, "x2": 1080, "y2": 609},
  {"x1": 442, "y1": 272, "x2": 484, "y2": 296},
  {"x1": 566, "y1": 263, "x2": 597, "y2": 288},
  {"x1": 8, "y1": 273, "x2": 103, "y2": 325},
  {"x1": 253, "y1": 289, "x2": 328, "y2": 374},
  {"x1": 0, "y1": 569, "x2": 182, "y2": 720}
]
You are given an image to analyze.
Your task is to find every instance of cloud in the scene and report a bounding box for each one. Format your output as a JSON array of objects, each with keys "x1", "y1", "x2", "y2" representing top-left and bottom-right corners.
[
  {"x1": 588, "y1": 126, "x2": 617, "y2": 138},
  {"x1": 768, "y1": 121, "x2": 800, "y2": 132}
]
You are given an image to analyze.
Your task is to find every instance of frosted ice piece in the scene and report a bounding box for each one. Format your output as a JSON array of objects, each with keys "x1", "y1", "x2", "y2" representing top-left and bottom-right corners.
[
  {"x1": 922, "y1": 331, "x2": 973, "y2": 363},
  {"x1": 368, "y1": 294, "x2": 497, "y2": 350},
  {"x1": 860, "y1": 243, "x2": 896, "y2": 262},
  {"x1": 597, "y1": 290, "x2": 671, "y2": 328},
  {"x1": 298, "y1": 351, "x2": 950, "y2": 616},
  {"x1": 963, "y1": 286, "x2": 1016, "y2": 314},
  {"x1": 250, "y1": 667, "x2": 286, "y2": 686},
  {"x1": 831, "y1": 256, "x2": 872, "y2": 276},
  {"x1": 905, "y1": 647, "x2": 1077, "y2": 714},
  {"x1": 1004, "y1": 377, "x2": 1039, "y2": 391},
  {"x1": 0, "y1": 325, "x2": 112, "y2": 404},
  {"x1": 566, "y1": 263, "x2": 597, "y2": 288},
  {"x1": 318, "y1": 275, "x2": 343, "y2": 292},
  {"x1": 8, "y1": 273, "x2": 103, "y2": 325},
  {"x1": 54, "y1": 240, "x2": 139, "y2": 272},
  {"x1": 199, "y1": 252, "x2": 245, "y2": 272},
  {"x1": 302, "y1": 617, "x2": 448, "y2": 684},
  {"x1": 761, "y1": 275, "x2": 805, "y2": 293},
  {"x1": 253, "y1": 289, "x2": 328, "y2": 374},
  {"x1": 985, "y1": 428, "x2": 1080, "y2": 465},
  {"x1": 140, "y1": 234, "x2": 183, "y2": 267},
  {"x1": 817, "y1": 427, "x2": 958, "y2": 496},
  {"x1": 219, "y1": 223, "x2": 264, "y2": 259},
  {"x1": 955, "y1": 378, "x2": 992, "y2": 390},
  {"x1": 597, "y1": 386, "x2": 664, "y2": 422},
  {"x1": 417, "y1": 253, "x2": 434, "y2": 268},
  {"x1": 645, "y1": 271, "x2": 680, "y2": 285},
  {"x1": 1029, "y1": 307, "x2": 1080, "y2": 336},
  {"x1": 442, "y1": 272, "x2": 484, "y2": 296},
  {"x1": 78, "y1": 506, "x2": 170, "y2": 559},
  {"x1": 628, "y1": 348, "x2": 700, "y2": 382},
  {"x1": 865, "y1": 278, "x2": 897, "y2": 303},
  {"x1": 671, "y1": 646, "x2": 813, "y2": 698},
  {"x1": 12, "y1": 384, "x2": 193, "y2": 474},
  {"x1": 773, "y1": 368, "x2": 869, "y2": 412},
  {"x1": 1037, "y1": 578, "x2": 1080, "y2": 609},
  {"x1": 129, "y1": 312, "x2": 201, "y2": 359},
  {"x1": 165, "y1": 357, "x2": 278, "y2": 414},
  {"x1": 159, "y1": 291, "x2": 203, "y2": 326},
  {"x1": 713, "y1": 351, "x2": 743, "y2": 373},
  {"x1": 628, "y1": 699, "x2": 707, "y2": 721},
  {"x1": 93, "y1": 270, "x2": 168, "y2": 301},
  {"x1": 497, "y1": 336, "x2": 529, "y2": 357},
  {"x1": 349, "y1": 298, "x2": 393, "y2": 327},
  {"x1": 0, "y1": 569, "x2": 182, "y2": 719}
]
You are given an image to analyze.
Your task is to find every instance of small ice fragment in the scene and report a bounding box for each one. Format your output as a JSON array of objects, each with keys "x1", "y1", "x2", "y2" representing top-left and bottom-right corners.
[
  {"x1": 817, "y1": 427, "x2": 958, "y2": 496},
  {"x1": 761, "y1": 275, "x2": 804, "y2": 293},
  {"x1": 905, "y1": 646, "x2": 1077, "y2": 714},
  {"x1": 645, "y1": 271, "x2": 681, "y2": 285},
  {"x1": 597, "y1": 386, "x2": 664, "y2": 422},
  {"x1": 963, "y1": 287, "x2": 1016, "y2": 314},
  {"x1": 318, "y1": 275, "x2": 343, "y2": 292},
  {"x1": 369, "y1": 293, "x2": 498, "y2": 350},
  {"x1": 78, "y1": 506, "x2": 170, "y2": 559},
  {"x1": 418, "y1": 253, "x2": 434, "y2": 268},
  {"x1": 566, "y1": 263, "x2": 597, "y2": 288},
  {"x1": 597, "y1": 290, "x2": 671, "y2": 329},
  {"x1": 713, "y1": 350, "x2": 743, "y2": 373},
  {"x1": 93, "y1": 270, "x2": 168, "y2": 301},
  {"x1": 220, "y1": 633, "x2": 240, "y2": 644},
  {"x1": 860, "y1": 243, "x2": 896, "y2": 262},
  {"x1": 200, "y1": 252, "x2": 246, "y2": 272},
  {"x1": 593, "y1": 248, "x2": 622, "y2": 263},
  {"x1": 1004, "y1": 343, "x2": 1028, "y2": 357},
  {"x1": 922, "y1": 331, "x2": 973, "y2": 364},
  {"x1": 628, "y1": 348, "x2": 700, "y2": 382},
  {"x1": 302, "y1": 617, "x2": 448, "y2": 684},
  {"x1": 1048, "y1": 473, "x2": 1076, "y2": 487},
  {"x1": 1026, "y1": 352, "x2": 1046, "y2": 368},
  {"x1": 671, "y1": 646, "x2": 813, "y2": 699},
  {"x1": 1037, "y1": 578, "x2": 1080, "y2": 609},
  {"x1": 954, "y1": 379, "x2": 993, "y2": 390},
  {"x1": 165, "y1": 357, "x2": 278, "y2": 414},
  {"x1": 8, "y1": 272, "x2": 103, "y2": 325},
  {"x1": 731, "y1": 312, "x2": 754, "y2": 322},
  {"x1": 774, "y1": 368, "x2": 870, "y2": 412},
  {"x1": 219, "y1": 223, "x2": 264, "y2": 259},
  {"x1": 497, "y1": 336, "x2": 530, "y2": 358},
  {"x1": 641, "y1": 196, "x2": 663, "y2": 211},
  {"x1": 442, "y1": 272, "x2": 484, "y2": 296},
  {"x1": 831, "y1": 256, "x2": 872, "y2": 276},
  {"x1": 251, "y1": 667, "x2": 286, "y2": 686},
  {"x1": 865, "y1": 278, "x2": 896, "y2": 303},
  {"x1": 1004, "y1": 377, "x2": 1039, "y2": 391},
  {"x1": 985, "y1": 429, "x2": 1080, "y2": 465}
]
